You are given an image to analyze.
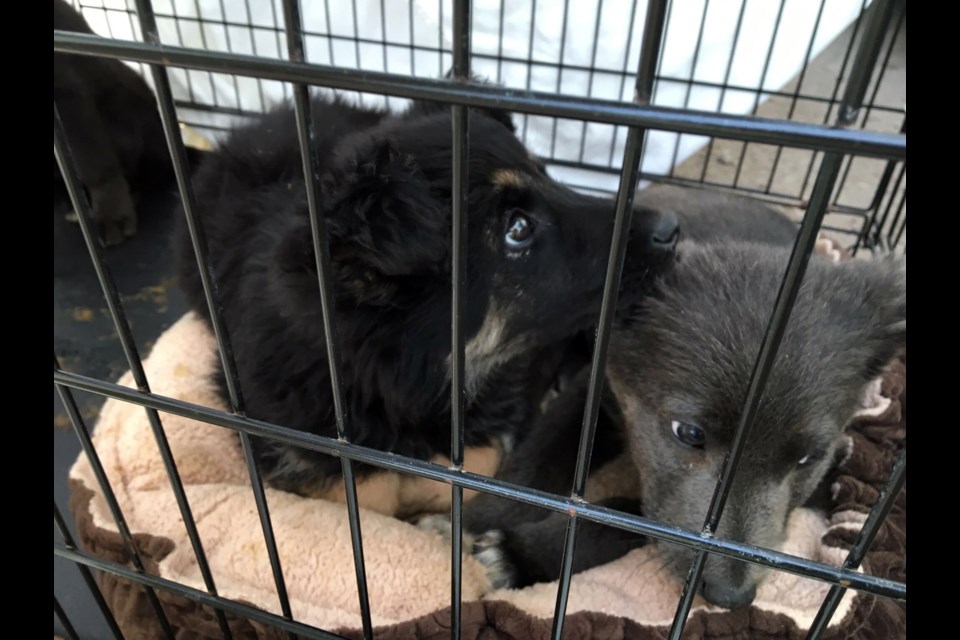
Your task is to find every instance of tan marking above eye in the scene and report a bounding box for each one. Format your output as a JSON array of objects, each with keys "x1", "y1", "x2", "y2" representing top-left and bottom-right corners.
[{"x1": 490, "y1": 169, "x2": 527, "y2": 190}]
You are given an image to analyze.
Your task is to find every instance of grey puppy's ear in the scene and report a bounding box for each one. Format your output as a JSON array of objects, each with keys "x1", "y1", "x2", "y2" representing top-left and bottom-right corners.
[{"x1": 852, "y1": 255, "x2": 906, "y2": 380}]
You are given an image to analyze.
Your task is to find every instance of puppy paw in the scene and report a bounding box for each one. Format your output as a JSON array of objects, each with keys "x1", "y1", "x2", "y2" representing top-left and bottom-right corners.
[
  {"x1": 814, "y1": 234, "x2": 845, "y2": 263},
  {"x1": 415, "y1": 513, "x2": 478, "y2": 551},
  {"x1": 471, "y1": 530, "x2": 517, "y2": 590},
  {"x1": 415, "y1": 515, "x2": 516, "y2": 589}
]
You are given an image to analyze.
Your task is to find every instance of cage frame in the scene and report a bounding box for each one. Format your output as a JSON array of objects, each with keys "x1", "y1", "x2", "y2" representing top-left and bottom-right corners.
[{"x1": 54, "y1": 0, "x2": 907, "y2": 638}]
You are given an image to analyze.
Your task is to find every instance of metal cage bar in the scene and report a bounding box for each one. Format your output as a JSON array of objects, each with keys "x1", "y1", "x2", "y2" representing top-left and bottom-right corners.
[
  {"x1": 762, "y1": 0, "x2": 829, "y2": 195},
  {"x1": 54, "y1": 594, "x2": 79, "y2": 640},
  {"x1": 888, "y1": 188, "x2": 907, "y2": 248},
  {"x1": 280, "y1": 0, "x2": 374, "y2": 636},
  {"x1": 51, "y1": 31, "x2": 905, "y2": 160},
  {"x1": 53, "y1": 502, "x2": 126, "y2": 640},
  {"x1": 54, "y1": 545, "x2": 344, "y2": 640},
  {"x1": 68, "y1": 0, "x2": 905, "y2": 231},
  {"x1": 449, "y1": 0, "x2": 472, "y2": 636},
  {"x1": 549, "y1": 1, "x2": 669, "y2": 637},
  {"x1": 806, "y1": 450, "x2": 906, "y2": 639},
  {"x1": 54, "y1": 103, "x2": 222, "y2": 640},
  {"x1": 666, "y1": 0, "x2": 901, "y2": 635},
  {"x1": 53, "y1": 368, "x2": 906, "y2": 603},
  {"x1": 130, "y1": 0, "x2": 299, "y2": 632}
]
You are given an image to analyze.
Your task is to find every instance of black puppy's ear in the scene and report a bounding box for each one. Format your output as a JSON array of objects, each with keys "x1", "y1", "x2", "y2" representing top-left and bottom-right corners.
[
  {"x1": 276, "y1": 135, "x2": 450, "y2": 288},
  {"x1": 405, "y1": 71, "x2": 517, "y2": 133}
]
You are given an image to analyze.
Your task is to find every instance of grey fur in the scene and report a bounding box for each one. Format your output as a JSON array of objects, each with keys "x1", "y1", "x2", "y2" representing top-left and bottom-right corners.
[
  {"x1": 636, "y1": 184, "x2": 798, "y2": 246},
  {"x1": 606, "y1": 241, "x2": 905, "y2": 605}
]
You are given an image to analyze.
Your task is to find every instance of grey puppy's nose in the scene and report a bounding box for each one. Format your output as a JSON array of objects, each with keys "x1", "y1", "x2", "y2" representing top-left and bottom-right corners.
[{"x1": 701, "y1": 580, "x2": 757, "y2": 609}]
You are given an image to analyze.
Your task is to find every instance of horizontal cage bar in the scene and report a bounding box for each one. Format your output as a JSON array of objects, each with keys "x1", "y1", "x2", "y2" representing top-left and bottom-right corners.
[{"x1": 53, "y1": 368, "x2": 906, "y2": 602}]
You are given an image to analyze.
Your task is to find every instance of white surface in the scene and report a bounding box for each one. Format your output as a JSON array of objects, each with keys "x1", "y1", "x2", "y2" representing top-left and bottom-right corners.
[{"x1": 73, "y1": 0, "x2": 869, "y2": 189}]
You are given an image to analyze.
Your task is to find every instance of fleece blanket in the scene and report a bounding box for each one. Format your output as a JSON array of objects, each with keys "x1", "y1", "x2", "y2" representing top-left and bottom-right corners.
[
  {"x1": 67, "y1": 317, "x2": 907, "y2": 639},
  {"x1": 68, "y1": 250, "x2": 905, "y2": 640}
]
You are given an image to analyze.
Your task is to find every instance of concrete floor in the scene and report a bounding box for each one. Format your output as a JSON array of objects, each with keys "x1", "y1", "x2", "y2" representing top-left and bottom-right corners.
[{"x1": 672, "y1": 5, "x2": 906, "y2": 250}]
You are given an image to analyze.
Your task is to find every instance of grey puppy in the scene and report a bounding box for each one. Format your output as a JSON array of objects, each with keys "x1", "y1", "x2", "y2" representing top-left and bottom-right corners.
[{"x1": 438, "y1": 186, "x2": 905, "y2": 609}]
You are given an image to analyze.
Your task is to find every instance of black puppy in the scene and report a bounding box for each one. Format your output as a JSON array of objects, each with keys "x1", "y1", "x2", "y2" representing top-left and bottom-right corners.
[
  {"x1": 454, "y1": 190, "x2": 905, "y2": 609},
  {"x1": 175, "y1": 94, "x2": 678, "y2": 510},
  {"x1": 54, "y1": 0, "x2": 182, "y2": 245}
]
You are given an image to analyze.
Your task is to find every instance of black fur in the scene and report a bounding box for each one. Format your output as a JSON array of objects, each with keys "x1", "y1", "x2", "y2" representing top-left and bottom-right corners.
[
  {"x1": 54, "y1": 0, "x2": 186, "y2": 245},
  {"x1": 175, "y1": 94, "x2": 678, "y2": 495},
  {"x1": 461, "y1": 191, "x2": 905, "y2": 607}
]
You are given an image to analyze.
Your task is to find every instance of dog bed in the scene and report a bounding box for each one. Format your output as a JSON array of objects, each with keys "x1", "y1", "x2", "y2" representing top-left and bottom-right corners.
[{"x1": 68, "y1": 265, "x2": 906, "y2": 640}]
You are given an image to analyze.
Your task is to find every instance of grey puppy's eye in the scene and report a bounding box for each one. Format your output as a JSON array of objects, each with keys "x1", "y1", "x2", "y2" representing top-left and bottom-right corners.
[{"x1": 670, "y1": 420, "x2": 705, "y2": 449}]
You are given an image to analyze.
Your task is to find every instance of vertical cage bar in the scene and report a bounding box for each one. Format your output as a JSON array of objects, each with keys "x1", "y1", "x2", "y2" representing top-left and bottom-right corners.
[
  {"x1": 131, "y1": 1, "x2": 297, "y2": 631},
  {"x1": 408, "y1": 0, "x2": 417, "y2": 75},
  {"x1": 606, "y1": 0, "x2": 641, "y2": 167},
  {"x1": 53, "y1": 380, "x2": 158, "y2": 640},
  {"x1": 696, "y1": 0, "x2": 749, "y2": 184},
  {"x1": 806, "y1": 451, "x2": 906, "y2": 639},
  {"x1": 731, "y1": 0, "x2": 788, "y2": 186},
  {"x1": 450, "y1": 1, "x2": 472, "y2": 637},
  {"x1": 550, "y1": 2, "x2": 669, "y2": 639},
  {"x1": 871, "y1": 158, "x2": 906, "y2": 245},
  {"x1": 851, "y1": 146, "x2": 903, "y2": 256},
  {"x1": 892, "y1": 203, "x2": 906, "y2": 248},
  {"x1": 667, "y1": 144, "x2": 844, "y2": 640},
  {"x1": 667, "y1": 1, "x2": 897, "y2": 635},
  {"x1": 576, "y1": 0, "x2": 607, "y2": 164},
  {"x1": 54, "y1": 594, "x2": 79, "y2": 640},
  {"x1": 281, "y1": 1, "x2": 374, "y2": 637},
  {"x1": 495, "y1": 0, "x2": 506, "y2": 83},
  {"x1": 761, "y1": 0, "x2": 828, "y2": 194},
  {"x1": 546, "y1": 0, "x2": 570, "y2": 159},
  {"x1": 887, "y1": 186, "x2": 906, "y2": 248},
  {"x1": 665, "y1": 0, "x2": 709, "y2": 176},
  {"x1": 520, "y1": 0, "x2": 537, "y2": 143},
  {"x1": 55, "y1": 102, "x2": 226, "y2": 639},
  {"x1": 798, "y1": 0, "x2": 871, "y2": 199},
  {"x1": 54, "y1": 501, "x2": 126, "y2": 640}
]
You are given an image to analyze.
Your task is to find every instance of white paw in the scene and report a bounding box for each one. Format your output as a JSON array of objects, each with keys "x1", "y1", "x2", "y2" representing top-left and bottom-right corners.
[
  {"x1": 815, "y1": 234, "x2": 844, "y2": 263},
  {"x1": 415, "y1": 515, "x2": 516, "y2": 589}
]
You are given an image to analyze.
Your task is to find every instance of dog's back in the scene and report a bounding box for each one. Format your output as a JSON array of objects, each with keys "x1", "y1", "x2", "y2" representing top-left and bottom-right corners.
[
  {"x1": 636, "y1": 184, "x2": 798, "y2": 246},
  {"x1": 55, "y1": 0, "x2": 178, "y2": 242}
]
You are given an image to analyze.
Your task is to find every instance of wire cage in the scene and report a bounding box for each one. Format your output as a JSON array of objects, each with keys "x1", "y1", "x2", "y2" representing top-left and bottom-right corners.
[
  {"x1": 64, "y1": 0, "x2": 905, "y2": 251},
  {"x1": 54, "y1": 0, "x2": 906, "y2": 638}
]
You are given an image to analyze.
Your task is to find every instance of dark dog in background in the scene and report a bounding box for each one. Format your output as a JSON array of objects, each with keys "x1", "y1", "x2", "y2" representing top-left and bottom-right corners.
[
  {"x1": 54, "y1": 0, "x2": 193, "y2": 245},
  {"x1": 446, "y1": 188, "x2": 905, "y2": 609},
  {"x1": 175, "y1": 93, "x2": 679, "y2": 512}
]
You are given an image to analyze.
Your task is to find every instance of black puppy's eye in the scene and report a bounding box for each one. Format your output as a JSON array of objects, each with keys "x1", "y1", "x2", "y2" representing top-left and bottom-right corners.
[
  {"x1": 505, "y1": 210, "x2": 536, "y2": 249},
  {"x1": 670, "y1": 420, "x2": 705, "y2": 449}
]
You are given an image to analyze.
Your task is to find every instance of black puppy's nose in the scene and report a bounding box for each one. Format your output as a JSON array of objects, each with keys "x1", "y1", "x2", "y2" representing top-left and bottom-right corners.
[
  {"x1": 650, "y1": 209, "x2": 680, "y2": 248},
  {"x1": 701, "y1": 581, "x2": 757, "y2": 609}
]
